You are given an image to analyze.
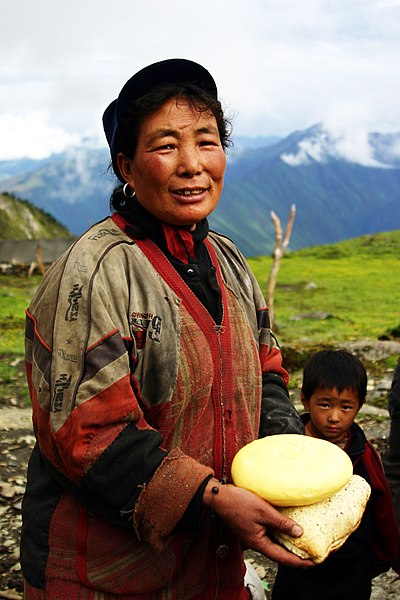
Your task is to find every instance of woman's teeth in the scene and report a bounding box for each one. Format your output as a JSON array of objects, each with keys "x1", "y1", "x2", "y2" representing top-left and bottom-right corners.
[{"x1": 178, "y1": 189, "x2": 203, "y2": 196}]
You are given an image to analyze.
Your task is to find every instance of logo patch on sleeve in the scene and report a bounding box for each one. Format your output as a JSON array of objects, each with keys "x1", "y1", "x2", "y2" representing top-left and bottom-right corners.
[{"x1": 130, "y1": 312, "x2": 162, "y2": 346}]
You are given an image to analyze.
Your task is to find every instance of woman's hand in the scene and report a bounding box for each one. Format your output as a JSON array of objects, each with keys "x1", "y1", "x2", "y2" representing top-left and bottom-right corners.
[{"x1": 203, "y1": 478, "x2": 314, "y2": 568}]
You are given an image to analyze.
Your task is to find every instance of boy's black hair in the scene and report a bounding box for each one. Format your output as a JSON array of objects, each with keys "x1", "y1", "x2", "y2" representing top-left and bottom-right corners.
[{"x1": 301, "y1": 349, "x2": 367, "y2": 407}]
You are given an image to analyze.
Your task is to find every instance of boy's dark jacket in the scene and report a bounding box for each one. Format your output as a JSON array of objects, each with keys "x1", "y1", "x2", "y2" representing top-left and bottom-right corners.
[{"x1": 272, "y1": 414, "x2": 399, "y2": 600}]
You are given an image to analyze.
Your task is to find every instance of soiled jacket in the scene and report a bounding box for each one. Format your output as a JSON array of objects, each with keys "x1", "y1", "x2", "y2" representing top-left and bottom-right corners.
[{"x1": 21, "y1": 214, "x2": 302, "y2": 599}]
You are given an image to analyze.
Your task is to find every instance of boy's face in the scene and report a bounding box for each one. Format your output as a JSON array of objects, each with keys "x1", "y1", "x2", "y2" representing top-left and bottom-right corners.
[{"x1": 301, "y1": 386, "x2": 360, "y2": 444}]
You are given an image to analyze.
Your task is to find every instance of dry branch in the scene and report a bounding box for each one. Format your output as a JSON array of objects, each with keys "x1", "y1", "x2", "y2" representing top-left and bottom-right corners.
[
  {"x1": 27, "y1": 242, "x2": 46, "y2": 277},
  {"x1": 267, "y1": 204, "x2": 296, "y2": 329}
]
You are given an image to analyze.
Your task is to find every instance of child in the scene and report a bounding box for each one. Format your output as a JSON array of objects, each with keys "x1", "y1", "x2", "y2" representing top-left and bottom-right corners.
[{"x1": 272, "y1": 349, "x2": 399, "y2": 600}]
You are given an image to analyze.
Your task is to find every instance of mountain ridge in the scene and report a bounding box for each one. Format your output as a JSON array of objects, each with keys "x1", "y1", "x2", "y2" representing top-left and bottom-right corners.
[{"x1": 1, "y1": 125, "x2": 399, "y2": 256}]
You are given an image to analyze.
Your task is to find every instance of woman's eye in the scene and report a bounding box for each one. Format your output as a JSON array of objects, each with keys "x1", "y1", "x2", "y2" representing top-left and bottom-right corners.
[
  {"x1": 153, "y1": 143, "x2": 175, "y2": 151},
  {"x1": 200, "y1": 139, "x2": 218, "y2": 147}
]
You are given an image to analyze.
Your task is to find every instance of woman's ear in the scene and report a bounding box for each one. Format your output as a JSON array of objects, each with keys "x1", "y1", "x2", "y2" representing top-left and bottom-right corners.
[{"x1": 117, "y1": 153, "x2": 135, "y2": 186}]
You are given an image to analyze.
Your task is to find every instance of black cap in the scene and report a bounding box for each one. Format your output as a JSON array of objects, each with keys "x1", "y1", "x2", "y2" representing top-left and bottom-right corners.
[{"x1": 103, "y1": 58, "x2": 218, "y2": 157}]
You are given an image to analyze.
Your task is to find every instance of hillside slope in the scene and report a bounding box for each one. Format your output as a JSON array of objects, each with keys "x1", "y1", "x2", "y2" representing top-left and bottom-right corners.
[{"x1": 0, "y1": 192, "x2": 73, "y2": 240}]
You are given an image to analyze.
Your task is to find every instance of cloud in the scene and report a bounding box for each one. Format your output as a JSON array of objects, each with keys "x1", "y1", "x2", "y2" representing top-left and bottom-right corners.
[
  {"x1": 325, "y1": 128, "x2": 386, "y2": 167},
  {"x1": 281, "y1": 136, "x2": 329, "y2": 167},
  {"x1": 0, "y1": 112, "x2": 83, "y2": 160},
  {"x1": 0, "y1": 0, "x2": 399, "y2": 158},
  {"x1": 280, "y1": 123, "x2": 395, "y2": 168},
  {"x1": 387, "y1": 138, "x2": 400, "y2": 160}
]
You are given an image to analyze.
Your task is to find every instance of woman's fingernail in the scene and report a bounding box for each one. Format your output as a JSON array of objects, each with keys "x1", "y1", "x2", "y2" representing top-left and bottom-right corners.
[{"x1": 291, "y1": 525, "x2": 302, "y2": 537}]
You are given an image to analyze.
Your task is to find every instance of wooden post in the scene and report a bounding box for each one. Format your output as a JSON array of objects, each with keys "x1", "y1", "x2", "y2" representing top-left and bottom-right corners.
[
  {"x1": 28, "y1": 242, "x2": 46, "y2": 277},
  {"x1": 36, "y1": 241, "x2": 46, "y2": 276},
  {"x1": 267, "y1": 204, "x2": 296, "y2": 329}
]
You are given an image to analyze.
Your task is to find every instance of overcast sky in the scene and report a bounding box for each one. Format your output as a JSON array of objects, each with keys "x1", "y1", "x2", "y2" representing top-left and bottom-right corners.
[{"x1": 1, "y1": 0, "x2": 399, "y2": 160}]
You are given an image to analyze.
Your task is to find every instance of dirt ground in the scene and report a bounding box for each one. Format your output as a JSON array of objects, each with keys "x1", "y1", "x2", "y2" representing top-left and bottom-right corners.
[{"x1": 0, "y1": 407, "x2": 399, "y2": 599}]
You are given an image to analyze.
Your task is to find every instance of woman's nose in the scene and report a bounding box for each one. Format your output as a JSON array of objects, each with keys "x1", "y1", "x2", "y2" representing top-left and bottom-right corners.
[{"x1": 177, "y1": 147, "x2": 201, "y2": 176}]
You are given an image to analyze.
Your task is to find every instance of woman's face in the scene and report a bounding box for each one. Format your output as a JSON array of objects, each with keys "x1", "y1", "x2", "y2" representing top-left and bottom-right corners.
[{"x1": 117, "y1": 97, "x2": 226, "y2": 228}]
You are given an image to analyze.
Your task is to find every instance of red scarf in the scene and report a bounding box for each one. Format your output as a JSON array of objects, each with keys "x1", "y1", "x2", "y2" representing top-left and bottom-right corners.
[{"x1": 162, "y1": 224, "x2": 196, "y2": 264}]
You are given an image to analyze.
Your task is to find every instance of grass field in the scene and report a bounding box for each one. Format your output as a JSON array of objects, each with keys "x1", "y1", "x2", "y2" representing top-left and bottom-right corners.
[
  {"x1": 0, "y1": 230, "x2": 399, "y2": 405},
  {"x1": 249, "y1": 230, "x2": 400, "y2": 347},
  {"x1": 0, "y1": 275, "x2": 40, "y2": 405}
]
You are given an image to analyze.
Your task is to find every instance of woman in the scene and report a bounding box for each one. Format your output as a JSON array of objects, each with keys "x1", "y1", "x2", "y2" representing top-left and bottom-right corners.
[{"x1": 21, "y1": 58, "x2": 311, "y2": 599}]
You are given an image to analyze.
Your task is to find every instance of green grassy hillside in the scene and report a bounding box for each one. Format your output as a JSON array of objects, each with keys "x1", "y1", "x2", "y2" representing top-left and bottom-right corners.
[
  {"x1": 248, "y1": 230, "x2": 400, "y2": 350},
  {"x1": 0, "y1": 192, "x2": 73, "y2": 239}
]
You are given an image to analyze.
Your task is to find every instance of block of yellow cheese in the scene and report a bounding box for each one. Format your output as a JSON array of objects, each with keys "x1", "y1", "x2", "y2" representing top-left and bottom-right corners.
[{"x1": 231, "y1": 434, "x2": 353, "y2": 506}]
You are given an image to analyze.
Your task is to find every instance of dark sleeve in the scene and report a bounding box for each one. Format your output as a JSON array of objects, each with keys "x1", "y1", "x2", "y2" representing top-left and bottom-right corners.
[
  {"x1": 388, "y1": 361, "x2": 400, "y2": 419},
  {"x1": 383, "y1": 361, "x2": 400, "y2": 487},
  {"x1": 174, "y1": 475, "x2": 213, "y2": 533},
  {"x1": 363, "y1": 442, "x2": 399, "y2": 571},
  {"x1": 259, "y1": 371, "x2": 305, "y2": 437},
  {"x1": 382, "y1": 361, "x2": 400, "y2": 572},
  {"x1": 41, "y1": 424, "x2": 168, "y2": 528}
]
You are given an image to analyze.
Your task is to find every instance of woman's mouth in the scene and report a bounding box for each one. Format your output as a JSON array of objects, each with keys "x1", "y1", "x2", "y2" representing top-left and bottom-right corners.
[
  {"x1": 179, "y1": 189, "x2": 204, "y2": 196},
  {"x1": 172, "y1": 187, "x2": 208, "y2": 201}
]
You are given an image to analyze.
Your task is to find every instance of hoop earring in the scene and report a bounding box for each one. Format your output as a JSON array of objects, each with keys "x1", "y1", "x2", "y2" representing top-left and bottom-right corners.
[{"x1": 123, "y1": 183, "x2": 136, "y2": 199}]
